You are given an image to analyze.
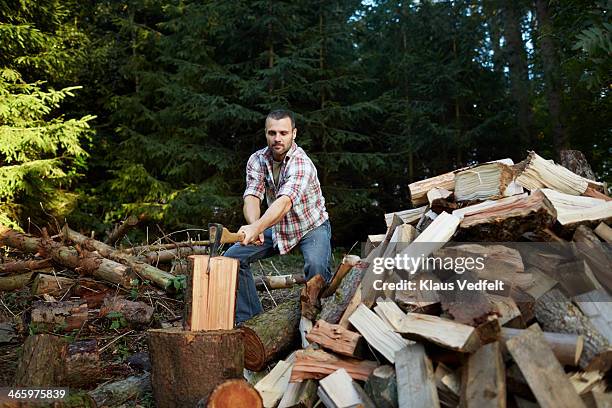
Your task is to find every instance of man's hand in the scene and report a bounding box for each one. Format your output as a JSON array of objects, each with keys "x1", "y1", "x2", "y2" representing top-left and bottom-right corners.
[{"x1": 238, "y1": 224, "x2": 264, "y2": 246}]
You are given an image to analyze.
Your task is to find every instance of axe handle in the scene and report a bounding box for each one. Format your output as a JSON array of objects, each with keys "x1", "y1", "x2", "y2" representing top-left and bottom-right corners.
[{"x1": 221, "y1": 228, "x2": 246, "y2": 244}]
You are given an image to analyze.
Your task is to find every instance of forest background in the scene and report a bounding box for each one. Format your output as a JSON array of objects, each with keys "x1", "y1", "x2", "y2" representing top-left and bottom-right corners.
[{"x1": 1, "y1": 0, "x2": 610, "y2": 248}]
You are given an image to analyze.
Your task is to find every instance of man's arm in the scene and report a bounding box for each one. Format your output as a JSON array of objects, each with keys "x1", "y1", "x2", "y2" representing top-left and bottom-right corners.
[
  {"x1": 239, "y1": 196, "x2": 292, "y2": 245},
  {"x1": 243, "y1": 195, "x2": 261, "y2": 224}
]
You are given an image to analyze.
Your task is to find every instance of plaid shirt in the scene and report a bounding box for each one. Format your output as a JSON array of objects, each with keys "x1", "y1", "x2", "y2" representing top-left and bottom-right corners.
[{"x1": 243, "y1": 143, "x2": 329, "y2": 254}]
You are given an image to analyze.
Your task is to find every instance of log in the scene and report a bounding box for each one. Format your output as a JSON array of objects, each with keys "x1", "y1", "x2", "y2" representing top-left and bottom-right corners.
[
  {"x1": 321, "y1": 254, "x2": 361, "y2": 298},
  {"x1": 30, "y1": 300, "x2": 88, "y2": 332},
  {"x1": 364, "y1": 365, "x2": 398, "y2": 408},
  {"x1": 460, "y1": 341, "x2": 505, "y2": 408},
  {"x1": 300, "y1": 274, "x2": 326, "y2": 320},
  {"x1": 317, "y1": 368, "x2": 364, "y2": 408},
  {"x1": 206, "y1": 379, "x2": 263, "y2": 408},
  {"x1": 278, "y1": 379, "x2": 317, "y2": 408},
  {"x1": 505, "y1": 325, "x2": 586, "y2": 408},
  {"x1": 242, "y1": 298, "x2": 301, "y2": 371},
  {"x1": 107, "y1": 214, "x2": 141, "y2": 246},
  {"x1": 0, "y1": 258, "x2": 51, "y2": 274},
  {"x1": 320, "y1": 263, "x2": 366, "y2": 324},
  {"x1": 535, "y1": 289, "x2": 609, "y2": 367},
  {"x1": 0, "y1": 271, "x2": 33, "y2": 291},
  {"x1": 31, "y1": 273, "x2": 74, "y2": 296},
  {"x1": 255, "y1": 357, "x2": 293, "y2": 407},
  {"x1": 397, "y1": 313, "x2": 480, "y2": 352},
  {"x1": 125, "y1": 240, "x2": 211, "y2": 254},
  {"x1": 409, "y1": 170, "x2": 457, "y2": 206},
  {"x1": 593, "y1": 222, "x2": 612, "y2": 243},
  {"x1": 143, "y1": 245, "x2": 209, "y2": 263},
  {"x1": 89, "y1": 373, "x2": 151, "y2": 407},
  {"x1": 62, "y1": 225, "x2": 177, "y2": 290},
  {"x1": 438, "y1": 273, "x2": 497, "y2": 326},
  {"x1": 72, "y1": 278, "x2": 113, "y2": 308},
  {"x1": 553, "y1": 260, "x2": 603, "y2": 297},
  {"x1": 256, "y1": 273, "x2": 306, "y2": 291},
  {"x1": 290, "y1": 348, "x2": 378, "y2": 382},
  {"x1": 148, "y1": 328, "x2": 244, "y2": 408},
  {"x1": 305, "y1": 319, "x2": 367, "y2": 358},
  {"x1": 434, "y1": 363, "x2": 460, "y2": 407},
  {"x1": 348, "y1": 304, "x2": 409, "y2": 363},
  {"x1": 14, "y1": 335, "x2": 101, "y2": 388},
  {"x1": 573, "y1": 225, "x2": 612, "y2": 291},
  {"x1": 99, "y1": 297, "x2": 154, "y2": 326},
  {"x1": 573, "y1": 289, "x2": 612, "y2": 344},
  {"x1": 454, "y1": 162, "x2": 514, "y2": 201},
  {"x1": 0, "y1": 226, "x2": 137, "y2": 288},
  {"x1": 502, "y1": 328, "x2": 583, "y2": 366},
  {"x1": 395, "y1": 343, "x2": 440, "y2": 408},
  {"x1": 516, "y1": 151, "x2": 594, "y2": 195}
]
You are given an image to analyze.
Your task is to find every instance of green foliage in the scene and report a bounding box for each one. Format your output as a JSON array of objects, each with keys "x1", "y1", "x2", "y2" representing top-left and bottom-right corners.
[{"x1": 106, "y1": 310, "x2": 128, "y2": 330}]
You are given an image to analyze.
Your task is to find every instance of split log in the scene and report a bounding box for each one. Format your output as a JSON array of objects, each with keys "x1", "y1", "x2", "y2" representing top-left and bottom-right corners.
[
  {"x1": 15, "y1": 335, "x2": 101, "y2": 388},
  {"x1": 317, "y1": 368, "x2": 364, "y2": 408},
  {"x1": 320, "y1": 263, "x2": 366, "y2": 324},
  {"x1": 395, "y1": 343, "x2": 440, "y2": 408},
  {"x1": 255, "y1": 357, "x2": 293, "y2": 407},
  {"x1": 487, "y1": 294, "x2": 523, "y2": 327},
  {"x1": 553, "y1": 260, "x2": 603, "y2": 297},
  {"x1": 593, "y1": 222, "x2": 612, "y2": 243},
  {"x1": 0, "y1": 258, "x2": 51, "y2": 274},
  {"x1": 502, "y1": 328, "x2": 583, "y2": 366},
  {"x1": 99, "y1": 297, "x2": 154, "y2": 326},
  {"x1": 62, "y1": 225, "x2": 177, "y2": 291},
  {"x1": 290, "y1": 348, "x2": 378, "y2": 382},
  {"x1": 0, "y1": 271, "x2": 33, "y2": 291},
  {"x1": 523, "y1": 267, "x2": 559, "y2": 300},
  {"x1": 457, "y1": 190, "x2": 557, "y2": 241},
  {"x1": 256, "y1": 273, "x2": 306, "y2": 291},
  {"x1": 31, "y1": 273, "x2": 74, "y2": 296},
  {"x1": 242, "y1": 298, "x2": 301, "y2": 371},
  {"x1": 364, "y1": 234, "x2": 385, "y2": 257},
  {"x1": 460, "y1": 341, "x2": 505, "y2": 408},
  {"x1": 300, "y1": 274, "x2": 326, "y2": 320},
  {"x1": 206, "y1": 379, "x2": 263, "y2": 408},
  {"x1": 30, "y1": 300, "x2": 88, "y2": 332},
  {"x1": 535, "y1": 289, "x2": 609, "y2": 367},
  {"x1": 454, "y1": 162, "x2": 514, "y2": 201},
  {"x1": 505, "y1": 325, "x2": 586, "y2": 408},
  {"x1": 438, "y1": 273, "x2": 497, "y2": 326},
  {"x1": 541, "y1": 188, "x2": 611, "y2": 227},
  {"x1": 321, "y1": 254, "x2": 361, "y2": 298},
  {"x1": 89, "y1": 373, "x2": 151, "y2": 407},
  {"x1": 384, "y1": 207, "x2": 428, "y2": 226},
  {"x1": 0, "y1": 226, "x2": 137, "y2": 288},
  {"x1": 397, "y1": 313, "x2": 480, "y2": 352},
  {"x1": 348, "y1": 304, "x2": 409, "y2": 363},
  {"x1": 107, "y1": 214, "x2": 141, "y2": 246},
  {"x1": 364, "y1": 365, "x2": 398, "y2": 408},
  {"x1": 435, "y1": 363, "x2": 460, "y2": 407},
  {"x1": 305, "y1": 320, "x2": 366, "y2": 358},
  {"x1": 573, "y1": 289, "x2": 612, "y2": 344},
  {"x1": 573, "y1": 225, "x2": 612, "y2": 291},
  {"x1": 409, "y1": 170, "x2": 457, "y2": 206},
  {"x1": 374, "y1": 297, "x2": 409, "y2": 331},
  {"x1": 278, "y1": 379, "x2": 317, "y2": 408},
  {"x1": 148, "y1": 328, "x2": 244, "y2": 408}
]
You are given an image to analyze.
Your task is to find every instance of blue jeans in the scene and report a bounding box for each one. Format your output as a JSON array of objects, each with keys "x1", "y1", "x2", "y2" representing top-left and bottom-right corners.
[{"x1": 224, "y1": 220, "x2": 332, "y2": 323}]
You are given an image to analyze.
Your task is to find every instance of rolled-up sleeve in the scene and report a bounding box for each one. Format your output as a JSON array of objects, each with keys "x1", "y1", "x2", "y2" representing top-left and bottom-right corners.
[
  {"x1": 243, "y1": 153, "x2": 265, "y2": 200},
  {"x1": 277, "y1": 157, "x2": 310, "y2": 205}
]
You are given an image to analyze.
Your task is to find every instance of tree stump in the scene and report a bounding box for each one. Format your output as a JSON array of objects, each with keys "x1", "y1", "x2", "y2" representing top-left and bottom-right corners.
[
  {"x1": 148, "y1": 328, "x2": 244, "y2": 408},
  {"x1": 241, "y1": 298, "x2": 301, "y2": 371}
]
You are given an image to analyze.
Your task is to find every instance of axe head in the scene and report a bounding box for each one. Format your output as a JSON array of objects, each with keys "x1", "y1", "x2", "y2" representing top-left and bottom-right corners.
[{"x1": 208, "y1": 223, "x2": 223, "y2": 257}]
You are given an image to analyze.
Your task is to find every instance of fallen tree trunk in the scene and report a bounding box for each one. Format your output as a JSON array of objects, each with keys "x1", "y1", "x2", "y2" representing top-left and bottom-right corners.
[
  {"x1": 0, "y1": 258, "x2": 51, "y2": 274},
  {"x1": 99, "y1": 297, "x2": 154, "y2": 326},
  {"x1": 31, "y1": 273, "x2": 74, "y2": 296},
  {"x1": 241, "y1": 298, "x2": 301, "y2": 371},
  {"x1": 255, "y1": 273, "x2": 306, "y2": 291},
  {"x1": 124, "y1": 240, "x2": 211, "y2": 254},
  {"x1": 0, "y1": 271, "x2": 33, "y2": 291},
  {"x1": 142, "y1": 246, "x2": 209, "y2": 263},
  {"x1": 1, "y1": 226, "x2": 136, "y2": 288},
  {"x1": 62, "y1": 225, "x2": 177, "y2": 291},
  {"x1": 30, "y1": 300, "x2": 89, "y2": 332}
]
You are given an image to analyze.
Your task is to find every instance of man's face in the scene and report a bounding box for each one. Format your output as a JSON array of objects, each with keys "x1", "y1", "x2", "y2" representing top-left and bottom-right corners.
[{"x1": 265, "y1": 117, "x2": 296, "y2": 161}]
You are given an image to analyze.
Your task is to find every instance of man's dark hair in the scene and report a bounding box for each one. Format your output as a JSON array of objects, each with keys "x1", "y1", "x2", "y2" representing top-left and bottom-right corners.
[{"x1": 266, "y1": 109, "x2": 295, "y2": 129}]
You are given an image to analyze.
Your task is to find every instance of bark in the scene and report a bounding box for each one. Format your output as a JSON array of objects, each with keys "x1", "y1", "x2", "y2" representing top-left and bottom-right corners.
[
  {"x1": 300, "y1": 274, "x2": 326, "y2": 319},
  {"x1": 241, "y1": 298, "x2": 301, "y2": 371},
  {"x1": 62, "y1": 225, "x2": 176, "y2": 291},
  {"x1": 535, "y1": 0, "x2": 568, "y2": 157},
  {"x1": 29, "y1": 300, "x2": 88, "y2": 332},
  {"x1": 0, "y1": 271, "x2": 33, "y2": 291},
  {"x1": 320, "y1": 264, "x2": 364, "y2": 324},
  {"x1": 0, "y1": 258, "x2": 51, "y2": 274},
  {"x1": 205, "y1": 379, "x2": 263, "y2": 408},
  {"x1": 141, "y1": 245, "x2": 208, "y2": 263},
  {"x1": 15, "y1": 335, "x2": 101, "y2": 388},
  {"x1": 147, "y1": 328, "x2": 244, "y2": 408},
  {"x1": 502, "y1": 0, "x2": 533, "y2": 148},
  {"x1": 560, "y1": 150, "x2": 596, "y2": 180},
  {"x1": 31, "y1": 273, "x2": 74, "y2": 296},
  {"x1": 364, "y1": 365, "x2": 398, "y2": 408},
  {"x1": 535, "y1": 289, "x2": 608, "y2": 368},
  {"x1": 99, "y1": 297, "x2": 154, "y2": 326},
  {"x1": 89, "y1": 373, "x2": 151, "y2": 407}
]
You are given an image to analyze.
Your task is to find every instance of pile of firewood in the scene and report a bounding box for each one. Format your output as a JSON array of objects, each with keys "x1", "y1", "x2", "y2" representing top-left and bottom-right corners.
[
  {"x1": 234, "y1": 150, "x2": 611, "y2": 408},
  {"x1": 1, "y1": 149, "x2": 611, "y2": 407}
]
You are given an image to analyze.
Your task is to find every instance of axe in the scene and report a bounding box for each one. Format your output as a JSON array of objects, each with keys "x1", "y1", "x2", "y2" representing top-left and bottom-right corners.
[{"x1": 208, "y1": 223, "x2": 246, "y2": 257}]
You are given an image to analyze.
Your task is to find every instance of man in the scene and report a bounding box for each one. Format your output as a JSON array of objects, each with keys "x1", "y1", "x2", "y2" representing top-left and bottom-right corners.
[{"x1": 225, "y1": 109, "x2": 332, "y2": 323}]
